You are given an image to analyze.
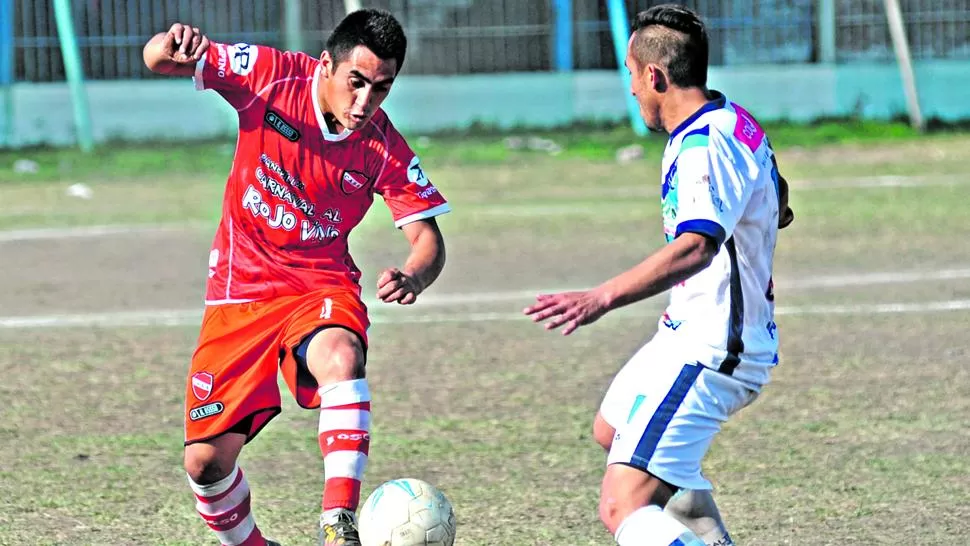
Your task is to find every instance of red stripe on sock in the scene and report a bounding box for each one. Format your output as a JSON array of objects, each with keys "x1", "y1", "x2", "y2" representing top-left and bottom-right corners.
[
  {"x1": 318, "y1": 429, "x2": 370, "y2": 456},
  {"x1": 323, "y1": 477, "x2": 362, "y2": 511},
  {"x1": 322, "y1": 401, "x2": 371, "y2": 411},
  {"x1": 235, "y1": 525, "x2": 266, "y2": 546},
  {"x1": 200, "y1": 494, "x2": 252, "y2": 532},
  {"x1": 195, "y1": 469, "x2": 245, "y2": 504}
]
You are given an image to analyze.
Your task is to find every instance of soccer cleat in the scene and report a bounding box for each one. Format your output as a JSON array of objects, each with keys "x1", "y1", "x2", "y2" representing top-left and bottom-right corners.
[
  {"x1": 265, "y1": 540, "x2": 283, "y2": 546},
  {"x1": 319, "y1": 508, "x2": 362, "y2": 546}
]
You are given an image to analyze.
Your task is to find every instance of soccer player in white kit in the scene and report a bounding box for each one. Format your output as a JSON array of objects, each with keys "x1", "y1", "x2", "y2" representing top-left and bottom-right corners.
[{"x1": 524, "y1": 5, "x2": 794, "y2": 546}]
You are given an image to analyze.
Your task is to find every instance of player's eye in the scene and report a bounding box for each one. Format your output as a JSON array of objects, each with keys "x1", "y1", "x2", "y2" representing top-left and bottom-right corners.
[
  {"x1": 350, "y1": 78, "x2": 365, "y2": 89},
  {"x1": 374, "y1": 84, "x2": 390, "y2": 94}
]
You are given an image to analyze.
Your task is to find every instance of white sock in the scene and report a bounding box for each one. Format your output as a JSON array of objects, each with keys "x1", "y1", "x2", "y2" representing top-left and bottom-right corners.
[
  {"x1": 188, "y1": 465, "x2": 266, "y2": 546},
  {"x1": 615, "y1": 505, "x2": 705, "y2": 546},
  {"x1": 318, "y1": 378, "x2": 371, "y2": 512}
]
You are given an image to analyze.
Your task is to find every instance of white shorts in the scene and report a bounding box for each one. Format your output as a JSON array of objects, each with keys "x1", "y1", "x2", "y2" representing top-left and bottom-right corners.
[{"x1": 600, "y1": 337, "x2": 759, "y2": 491}]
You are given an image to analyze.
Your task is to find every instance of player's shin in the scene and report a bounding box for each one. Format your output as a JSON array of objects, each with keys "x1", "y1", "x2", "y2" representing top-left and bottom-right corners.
[
  {"x1": 188, "y1": 465, "x2": 268, "y2": 546},
  {"x1": 664, "y1": 489, "x2": 735, "y2": 546},
  {"x1": 614, "y1": 505, "x2": 705, "y2": 546},
  {"x1": 318, "y1": 378, "x2": 371, "y2": 512}
]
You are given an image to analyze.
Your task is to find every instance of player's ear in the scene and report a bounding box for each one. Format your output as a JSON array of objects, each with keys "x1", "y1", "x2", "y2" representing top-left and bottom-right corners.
[
  {"x1": 648, "y1": 65, "x2": 668, "y2": 93},
  {"x1": 319, "y1": 50, "x2": 334, "y2": 77}
]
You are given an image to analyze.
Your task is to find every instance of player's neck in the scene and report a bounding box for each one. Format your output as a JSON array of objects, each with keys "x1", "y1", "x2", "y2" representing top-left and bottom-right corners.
[
  {"x1": 662, "y1": 86, "x2": 714, "y2": 135},
  {"x1": 315, "y1": 91, "x2": 347, "y2": 134}
]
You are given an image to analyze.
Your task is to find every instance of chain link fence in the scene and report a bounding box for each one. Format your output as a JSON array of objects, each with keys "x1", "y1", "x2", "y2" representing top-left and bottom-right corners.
[{"x1": 9, "y1": 0, "x2": 970, "y2": 81}]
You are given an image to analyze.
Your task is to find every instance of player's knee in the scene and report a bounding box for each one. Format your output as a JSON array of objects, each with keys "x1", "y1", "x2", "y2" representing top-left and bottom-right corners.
[
  {"x1": 184, "y1": 445, "x2": 234, "y2": 485},
  {"x1": 305, "y1": 328, "x2": 366, "y2": 384},
  {"x1": 592, "y1": 413, "x2": 615, "y2": 451}
]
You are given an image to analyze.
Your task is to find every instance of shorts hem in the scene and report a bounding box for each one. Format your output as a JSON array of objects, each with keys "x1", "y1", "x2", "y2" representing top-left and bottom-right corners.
[{"x1": 184, "y1": 407, "x2": 282, "y2": 446}]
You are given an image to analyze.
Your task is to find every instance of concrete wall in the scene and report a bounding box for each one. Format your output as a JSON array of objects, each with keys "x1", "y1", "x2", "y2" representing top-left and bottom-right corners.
[{"x1": 2, "y1": 60, "x2": 968, "y2": 148}]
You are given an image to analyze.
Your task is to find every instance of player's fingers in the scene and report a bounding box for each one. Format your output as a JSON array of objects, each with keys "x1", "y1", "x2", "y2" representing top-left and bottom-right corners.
[
  {"x1": 169, "y1": 23, "x2": 183, "y2": 43},
  {"x1": 195, "y1": 36, "x2": 210, "y2": 60},
  {"x1": 376, "y1": 279, "x2": 401, "y2": 299},
  {"x1": 179, "y1": 25, "x2": 193, "y2": 54},
  {"x1": 189, "y1": 29, "x2": 202, "y2": 55},
  {"x1": 530, "y1": 302, "x2": 569, "y2": 322},
  {"x1": 561, "y1": 319, "x2": 581, "y2": 336},
  {"x1": 545, "y1": 306, "x2": 580, "y2": 330},
  {"x1": 523, "y1": 297, "x2": 558, "y2": 315},
  {"x1": 398, "y1": 292, "x2": 417, "y2": 305},
  {"x1": 382, "y1": 286, "x2": 407, "y2": 303},
  {"x1": 376, "y1": 268, "x2": 398, "y2": 288}
]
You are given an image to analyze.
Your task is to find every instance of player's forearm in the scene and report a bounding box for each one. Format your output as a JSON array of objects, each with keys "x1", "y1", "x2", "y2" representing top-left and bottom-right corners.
[
  {"x1": 402, "y1": 228, "x2": 446, "y2": 294},
  {"x1": 595, "y1": 233, "x2": 716, "y2": 312}
]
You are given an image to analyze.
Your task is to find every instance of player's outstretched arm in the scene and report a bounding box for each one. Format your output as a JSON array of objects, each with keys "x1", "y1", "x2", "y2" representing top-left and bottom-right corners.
[
  {"x1": 143, "y1": 23, "x2": 210, "y2": 77},
  {"x1": 376, "y1": 218, "x2": 446, "y2": 305},
  {"x1": 777, "y1": 173, "x2": 795, "y2": 229},
  {"x1": 524, "y1": 233, "x2": 717, "y2": 335}
]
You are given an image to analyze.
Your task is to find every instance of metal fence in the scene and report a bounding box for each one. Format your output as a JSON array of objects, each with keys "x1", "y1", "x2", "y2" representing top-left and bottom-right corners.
[{"x1": 8, "y1": 0, "x2": 970, "y2": 82}]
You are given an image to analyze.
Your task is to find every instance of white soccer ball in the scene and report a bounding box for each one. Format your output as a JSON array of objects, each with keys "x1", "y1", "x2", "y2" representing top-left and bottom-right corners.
[{"x1": 359, "y1": 478, "x2": 457, "y2": 546}]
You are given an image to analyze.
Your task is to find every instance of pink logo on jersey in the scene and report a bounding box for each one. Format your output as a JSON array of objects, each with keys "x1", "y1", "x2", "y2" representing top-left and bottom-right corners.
[
  {"x1": 191, "y1": 372, "x2": 214, "y2": 401},
  {"x1": 341, "y1": 170, "x2": 370, "y2": 195},
  {"x1": 732, "y1": 104, "x2": 765, "y2": 152}
]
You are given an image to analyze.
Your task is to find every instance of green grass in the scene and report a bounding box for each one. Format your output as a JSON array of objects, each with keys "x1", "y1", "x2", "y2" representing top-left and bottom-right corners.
[
  {"x1": 2, "y1": 128, "x2": 970, "y2": 545},
  {"x1": 2, "y1": 119, "x2": 967, "y2": 184}
]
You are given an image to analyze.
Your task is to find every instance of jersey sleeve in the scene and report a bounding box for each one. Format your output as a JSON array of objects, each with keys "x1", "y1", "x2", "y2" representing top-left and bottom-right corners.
[
  {"x1": 193, "y1": 42, "x2": 290, "y2": 110},
  {"x1": 673, "y1": 126, "x2": 756, "y2": 248},
  {"x1": 374, "y1": 123, "x2": 451, "y2": 228}
]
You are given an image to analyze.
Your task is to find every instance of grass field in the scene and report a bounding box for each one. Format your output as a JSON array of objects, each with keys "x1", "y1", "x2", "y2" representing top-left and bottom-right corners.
[{"x1": 2, "y1": 123, "x2": 969, "y2": 545}]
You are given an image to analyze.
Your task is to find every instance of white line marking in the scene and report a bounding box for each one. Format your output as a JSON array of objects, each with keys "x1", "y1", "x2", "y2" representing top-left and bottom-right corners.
[
  {"x1": 0, "y1": 175, "x2": 958, "y2": 240},
  {"x1": 2, "y1": 299, "x2": 969, "y2": 330},
  {"x1": 0, "y1": 224, "x2": 194, "y2": 242},
  {"x1": 410, "y1": 267, "x2": 970, "y2": 306}
]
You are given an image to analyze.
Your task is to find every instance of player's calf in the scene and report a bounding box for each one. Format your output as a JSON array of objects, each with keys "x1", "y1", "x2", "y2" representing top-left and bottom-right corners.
[
  {"x1": 297, "y1": 327, "x2": 370, "y2": 545},
  {"x1": 184, "y1": 434, "x2": 271, "y2": 546},
  {"x1": 600, "y1": 464, "x2": 703, "y2": 546},
  {"x1": 664, "y1": 489, "x2": 735, "y2": 546}
]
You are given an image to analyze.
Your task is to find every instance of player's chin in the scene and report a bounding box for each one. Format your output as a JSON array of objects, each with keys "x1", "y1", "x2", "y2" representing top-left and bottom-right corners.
[{"x1": 344, "y1": 113, "x2": 372, "y2": 130}]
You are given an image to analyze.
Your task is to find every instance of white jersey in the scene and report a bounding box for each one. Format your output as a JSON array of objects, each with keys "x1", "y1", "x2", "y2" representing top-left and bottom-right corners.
[{"x1": 654, "y1": 92, "x2": 780, "y2": 387}]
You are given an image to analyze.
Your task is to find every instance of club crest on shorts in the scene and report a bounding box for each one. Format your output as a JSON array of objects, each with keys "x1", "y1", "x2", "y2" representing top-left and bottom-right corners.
[
  {"x1": 341, "y1": 170, "x2": 370, "y2": 195},
  {"x1": 191, "y1": 372, "x2": 214, "y2": 401}
]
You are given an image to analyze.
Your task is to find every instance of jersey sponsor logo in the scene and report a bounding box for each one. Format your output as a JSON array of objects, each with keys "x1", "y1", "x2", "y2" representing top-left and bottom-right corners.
[
  {"x1": 255, "y1": 167, "x2": 315, "y2": 216},
  {"x1": 189, "y1": 401, "x2": 224, "y2": 421},
  {"x1": 260, "y1": 153, "x2": 305, "y2": 191},
  {"x1": 228, "y1": 43, "x2": 257, "y2": 76},
  {"x1": 264, "y1": 110, "x2": 301, "y2": 142},
  {"x1": 215, "y1": 43, "x2": 228, "y2": 78},
  {"x1": 407, "y1": 156, "x2": 429, "y2": 187},
  {"x1": 732, "y1": 103, "x2": 765, "y2": 152},
  {"x1": 694, "y1": 174, "x2": 724, "y2": 213},
  {"x1": 243, "y1": 185, "x2": 298, "y2": 231},
  {"x1": 301, "y1": 220, "x2": 340, "y2": 242},
  {"x1": 341, "y1": 170, "x2": 370, "y2": 195},
  {"x1": 191, "y1": 372, "x2": 214, "y2": 401},
  {"x1": 418, "y1": 186, "x2": 438, "y2": 199}
]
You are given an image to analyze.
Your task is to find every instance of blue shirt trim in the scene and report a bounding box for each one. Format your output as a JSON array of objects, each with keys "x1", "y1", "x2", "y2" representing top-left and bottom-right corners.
[
  {"x1": 676, "y1": 219, "x2": 726, "y2": 248},
  {"x1": 668, "y1": 91, "x2": 727, "y2": 141}
]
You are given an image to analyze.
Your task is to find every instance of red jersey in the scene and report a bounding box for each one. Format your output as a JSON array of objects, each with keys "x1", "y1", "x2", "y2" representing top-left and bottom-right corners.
[{"x1": 193, "y1": 42, "x2": 450, "y2": 304}]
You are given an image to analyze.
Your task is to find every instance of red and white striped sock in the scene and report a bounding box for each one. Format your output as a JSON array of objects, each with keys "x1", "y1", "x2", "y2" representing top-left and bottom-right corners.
[
  {"x1": 318, "y1": 378, "x2": 371, "y2": 512},
  {"x1": 188, "y1": 465, "x2": 266, "y2": 546}
]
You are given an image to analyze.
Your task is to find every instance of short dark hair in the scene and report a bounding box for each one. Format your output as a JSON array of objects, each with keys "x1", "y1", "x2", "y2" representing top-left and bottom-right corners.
[
  {"x1": 326, "y1": 9, "x2": 407, "y2": 73},
  {"x1": 631, "y1": 4, "x2": 708, "y2": 88}
]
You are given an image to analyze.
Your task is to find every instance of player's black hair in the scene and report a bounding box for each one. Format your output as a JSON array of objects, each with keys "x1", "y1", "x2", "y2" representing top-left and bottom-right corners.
[
  {"x1": 631, "y1": 4, "x2": 708, "y2": 88},
  {"x1": 326, "y1": 9, "x2": 407, "y2": 73}
]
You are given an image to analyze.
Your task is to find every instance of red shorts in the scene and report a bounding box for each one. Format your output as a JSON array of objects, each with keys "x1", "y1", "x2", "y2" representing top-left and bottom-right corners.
[{"x1": 184, "y1": 287, "x2": 369, "y2": 445}]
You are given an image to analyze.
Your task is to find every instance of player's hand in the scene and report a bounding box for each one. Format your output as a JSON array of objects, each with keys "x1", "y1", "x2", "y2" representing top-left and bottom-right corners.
[
  {"x1": 377, "y1": 268, "x2": 422, "y2": 305},
  {"x1": 777, "y1": 173, "x2": 795, "y2": 229},
  {"x1": 523, "y1": 290, "x2": 609, "y2": 336},
  {"x1": 162, "y1": 23, "x2": 209, "y2": 64}
]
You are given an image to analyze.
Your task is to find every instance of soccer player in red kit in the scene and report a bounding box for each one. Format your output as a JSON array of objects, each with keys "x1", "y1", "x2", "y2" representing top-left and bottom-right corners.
[{"x1": 143, "y1": 10, "x2": 449, "y2": 546}]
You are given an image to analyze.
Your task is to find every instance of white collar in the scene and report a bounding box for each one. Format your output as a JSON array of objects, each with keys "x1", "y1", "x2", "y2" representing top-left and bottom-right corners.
[{"x1": 311, "y1": 65, "x2": 354, "y2": 142}]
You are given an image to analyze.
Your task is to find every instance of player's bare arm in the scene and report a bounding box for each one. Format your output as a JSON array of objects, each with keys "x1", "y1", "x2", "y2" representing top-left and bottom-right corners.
[
  {"x1": 524, "y1": 232, "x2": 716, "y2": 335},
  {"x1": 142, "y1": 23, "x2": 209, "y2": 77},
  {"x1": 376, "y1": 218, "x2": 446, "y2": 305}
]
